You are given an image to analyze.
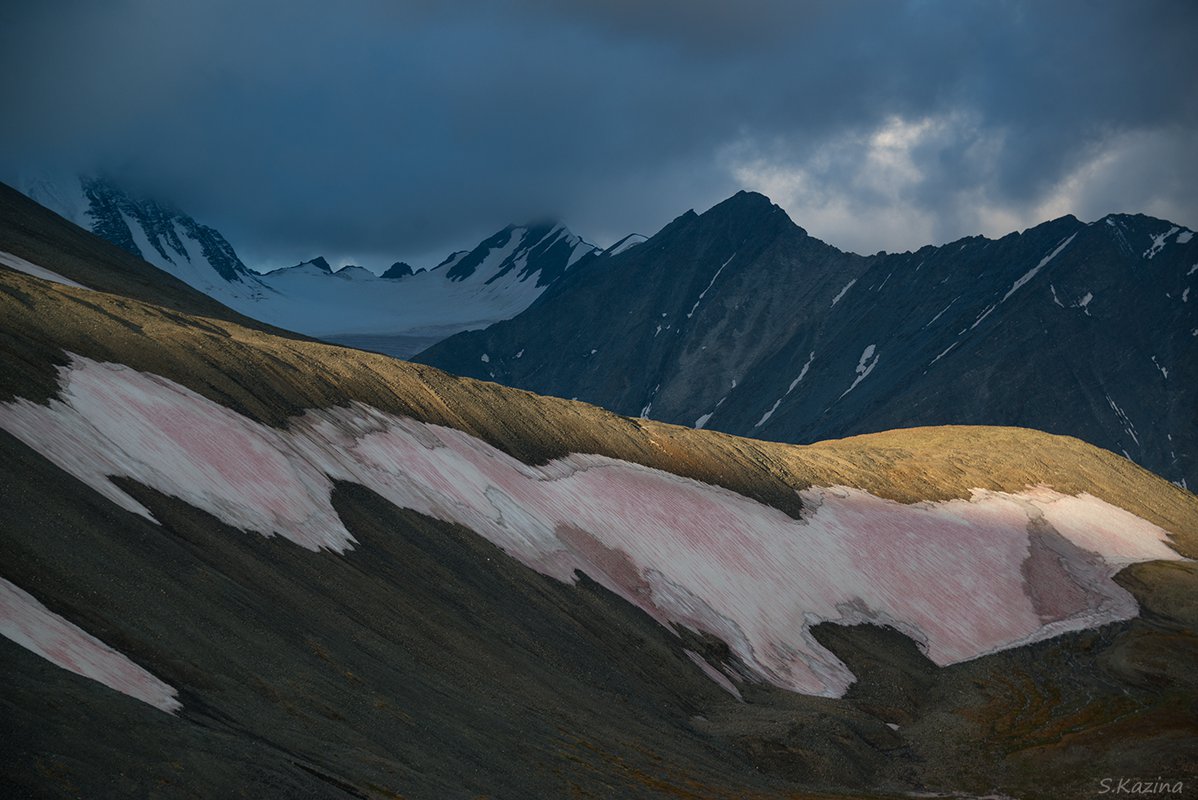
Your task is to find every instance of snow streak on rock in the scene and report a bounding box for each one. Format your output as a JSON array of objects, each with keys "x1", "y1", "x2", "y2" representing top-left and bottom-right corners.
[
  {"x1": 1002, "y1": 233, "x2": 1077, "y2": 303},
  {"x1": 0, "y1": 356, "x2": 1183, "y2": 698},
  {"x1": 830, "y1": 278, "x2": 856, "y2": 307},
  {"x1": 756, "y1": 351, "x2": 815, "y2": 428},
  {"x1": 1144, "y1": 226, "x2": 1180, "y2": 259},
  {"x1": 840, "y1": 345, "x2": 879, "y2": 398},
  {"x1": 687, "y1": 253, "x2": 735, "y2": 319},
  {"x1": 0, "y1": 576, "x2": 181, "y2": 713}
]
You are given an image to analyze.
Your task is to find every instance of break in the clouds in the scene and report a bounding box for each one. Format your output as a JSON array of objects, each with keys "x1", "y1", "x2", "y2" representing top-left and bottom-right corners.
[{"x1": 1, "y1": 0, "x2": 1195, "y2": 266}]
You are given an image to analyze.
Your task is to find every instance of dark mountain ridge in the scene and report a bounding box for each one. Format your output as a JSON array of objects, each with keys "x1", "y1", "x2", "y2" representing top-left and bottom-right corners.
[{"x1": 417, "y1": 193, "x2": 1197, "y2": 489}]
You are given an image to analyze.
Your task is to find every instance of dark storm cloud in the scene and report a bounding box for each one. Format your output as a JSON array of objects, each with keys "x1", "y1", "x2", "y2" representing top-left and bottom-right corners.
[{"x1": 1, "y1": 0, "x2": 1195, "y2": 265}]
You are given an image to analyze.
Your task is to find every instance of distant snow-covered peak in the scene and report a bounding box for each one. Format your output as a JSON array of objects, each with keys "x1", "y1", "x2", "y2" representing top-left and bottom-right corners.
[
  {"x1": 14, "y1": 173, "x2": 263, "y2": 301},
  {"x1": 333, "y1": 265, "x2": 376, "y2": 279},
  {"x1": 441, "y1": 221, "x2": 599, "y2": 288},
  {"x1": 265, "y1": 256, "x2": 332, "y2": 276},
  {"x1": 12, "y1": 172, "x2": 605, "y2": 355}
]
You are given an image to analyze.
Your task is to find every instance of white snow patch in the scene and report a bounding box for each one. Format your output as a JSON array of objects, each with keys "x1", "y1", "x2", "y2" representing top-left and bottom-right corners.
[
  {"x1": 0, "y1": 356, "x2": 1182, "y2": 698},
  {"x1": 0, "y1": 576, "x2": 181, "y2": 713},
  {"x1": 1187, "y1": 263, "x2": 1198, "y2": 277},
  {"x1": 970, "y1": 304, "x2": 997, "y2": 331},
  {"x1": 0, "y1": 251, "x2": 91, "y2": 290},
  {"x1": 755, "y1": 398, "x2": 783, "y2": 429},
  {"x1": 1151, "y1": 356, "x2": 1169, "y2": 380},
  {"x1": 840, "y1": 345, "x2": 879, "y2": 398},
  {"x1": 640, "y1": 384, "x2": 660, "y2": 419},
  {"x1": 756, "y1": 351, "x2": 815, "y2": 428},
  {"x1": 1144, "y1": 226, "x2": 1181, "y2": 259},
  {"x1": 1049, "y1": 285, "x2": 1064, "y2": 308},
  {"x1": 789, "y1": 351, "x2": 816, "y2": 393},
  {"x1": 687, "y1": 253, "x2": 736, "y2": 319},
  {"x1": 1183, "y1": 288, "x2": 1190, "y2": 303},
  {"x1": 1105, "y1": 394, "x2": 1140, "y2": 447},
  {"x1": 515, "y1": 349, "x2": 524, "y2": 359},
  {"x1": 1002, "y1": 233, "x2": 1077, "y2": 303},
  {"x1": 605, "y1": 233, "x2": 647, "y2": 257},
  {"x1": 480, "y1": 353, "x2": 490, "y2": 363},
  {"x1": 1077, "y1": 291, "x2": 1093, "y2": 315},
  {"x1": 927, "y1": 297, "x2": 960, "y2": 325},
  {"x1": 1177, "y1": 230, "x2": 1193, "y2": 244},
  {"x1": 694, "y1": 412, "x2": 714, "y2": 429},
  {"x1": 830, "y1": 278, "x2": 857, "y2": 307},
  {"x1": 968, "y1": 234, "x2": 1078, "y2": 332},
  {"x1": 930, "y1": 342, "x2": 958, "y2": 366},
  {"x1": 566, "y1": 237, "x2": 597, "y2": 267}
]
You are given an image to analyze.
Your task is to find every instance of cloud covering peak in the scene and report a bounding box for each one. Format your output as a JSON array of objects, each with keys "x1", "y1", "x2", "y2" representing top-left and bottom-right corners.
[{"x1": 2, "y1": 0, "x2": 1194, "y2": 265}]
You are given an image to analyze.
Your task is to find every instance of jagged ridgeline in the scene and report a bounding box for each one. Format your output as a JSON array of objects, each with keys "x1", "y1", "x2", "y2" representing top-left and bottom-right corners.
[
  {"x1": 16, "y1": 174, "x2": 603, "y2": 358},
  {"x1": 418, "y1": 191, "x2": 1198, "y2": 491},
  {"x1": 2, "y1": 183, "x2": 1197, "y2": 799}
]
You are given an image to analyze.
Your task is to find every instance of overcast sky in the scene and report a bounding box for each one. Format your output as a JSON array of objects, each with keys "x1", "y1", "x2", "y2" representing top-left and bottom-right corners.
[{"x1": 2, "y1": 0, "x2": 1195, "y2": 270}]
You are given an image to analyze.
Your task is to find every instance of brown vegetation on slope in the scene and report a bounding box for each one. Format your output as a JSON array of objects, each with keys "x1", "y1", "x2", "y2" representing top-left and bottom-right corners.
[{"x1": 2, "y1": 265, "x2": 1194, "y2": 558}]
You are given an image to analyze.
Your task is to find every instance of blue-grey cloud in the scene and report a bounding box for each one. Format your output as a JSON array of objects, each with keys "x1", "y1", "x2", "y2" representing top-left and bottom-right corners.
[{"x1": 1, "y1": 0, "x2": 1195, "y2": 265}]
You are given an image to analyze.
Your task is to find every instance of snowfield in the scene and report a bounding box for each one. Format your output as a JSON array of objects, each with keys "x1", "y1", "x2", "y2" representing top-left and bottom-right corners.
[{"x1": 0, "y1": 355, "x2": 1182, "y2": 701}]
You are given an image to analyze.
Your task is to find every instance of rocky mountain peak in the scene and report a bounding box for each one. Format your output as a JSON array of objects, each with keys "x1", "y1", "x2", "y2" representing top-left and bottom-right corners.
[{"x1": 382, "y1": 261, "x2": 415, "y2": 279}]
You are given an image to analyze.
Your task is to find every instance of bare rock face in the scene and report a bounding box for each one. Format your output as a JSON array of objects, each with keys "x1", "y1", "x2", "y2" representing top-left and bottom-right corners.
[{"x1": 418, "y1": 194, "x2": 1198, "y2": 490}]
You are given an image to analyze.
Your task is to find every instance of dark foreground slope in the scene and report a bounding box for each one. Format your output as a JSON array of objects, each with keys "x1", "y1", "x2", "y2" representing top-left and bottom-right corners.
[
  {"x1": 418, "y1": 192, "x2": 1198, "y2": 489},
  {"x1": 2, "y1": 205, "x2": 1198, "y2": 799}
]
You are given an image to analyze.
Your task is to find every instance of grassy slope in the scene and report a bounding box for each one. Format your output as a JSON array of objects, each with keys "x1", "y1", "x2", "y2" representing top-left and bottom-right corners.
[{"x1": 2, "y1": 265, "x2": 1195, "y2": 558}]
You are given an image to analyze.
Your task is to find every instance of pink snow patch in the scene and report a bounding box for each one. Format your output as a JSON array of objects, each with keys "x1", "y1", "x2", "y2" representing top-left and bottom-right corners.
[
  {"x1": 0, "y1": 577, "x2": 181, "y2": 713},
  {"x1": 1014, "y1": 486, "x2": 1180, "y2": 564},
  {"x1": 0, "y1": 360, "x2": 351, "y2": 550},
  {"x1": 0, "y1": 355, "x2": 1185, "y2": 697}
]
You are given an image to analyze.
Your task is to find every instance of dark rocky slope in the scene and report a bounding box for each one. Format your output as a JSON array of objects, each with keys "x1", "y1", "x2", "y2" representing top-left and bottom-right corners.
[{"x1": 418, "y1": 192, "x2": 1198, "y2": 489}]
